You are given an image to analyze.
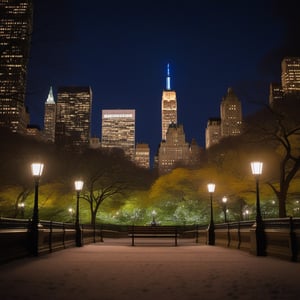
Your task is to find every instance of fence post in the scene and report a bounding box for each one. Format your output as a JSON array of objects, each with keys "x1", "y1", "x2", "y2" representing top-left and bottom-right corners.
[
  {"x1": 93, "y1": 224, "x2": 96, "y2": 243},
  {"x1": 100, "y1": 224, "x2": 104, "y2": 242},
  {"x1": 131, "y1": 225, "x2": 135, "y2": 246},
  {"x1": 227, "y1": 222, "x2": 230, "y2": 247},
  {"x1": 62, "y1": 223, "x2": 66, "y2": 249},
  {"x1": 81, "y1": 224, "x2": 84, "y2": 246},
  {"x1": 237, "y1": 222, "x2": 241, "y2": 249},
  {"x1": 289, "y1": 217, "x2": 298, "y2": 262},
  {"x1": 49, "y1": 221, "x2": 53, "y2": 253}
]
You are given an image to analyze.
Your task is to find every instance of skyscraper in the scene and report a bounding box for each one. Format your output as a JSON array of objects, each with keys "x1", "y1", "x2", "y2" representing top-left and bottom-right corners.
[
  {"x1": 0, "y1": 0, "x2": 33, "y2": 133},
  {"x1": 281, "y1": 57, "x2": 300, "y2": 94},
  {"x1": 269, "y1": 83, "x2": 284, "y2": 106},
  {"x1": 188, "y1": 138, "x2": 202, "y2": 167},
  {"x1": 161, "y1": 64, "x2": 177, "y2": 140},
  {"x1": 101, "y1": 109, "x2": 135, "y2": 160},
  {"x1": 55, "y1": 86, "x2": 92, "y2": 148},
  {"x1": 158, "y1": 123, "x2": 190, "y2": 174},
  {"x1": 220, "y1": 88, "x2": 242, "y2": 137},
  {"x1": 135, "y1": 143, "x2": 150, "y2": 168},
  {"x1": 205, "y1": 118, "x2": 221, "y2": 149},
  {"x1": 43, "y1": 87, "x2": 56, "y2": 143}
]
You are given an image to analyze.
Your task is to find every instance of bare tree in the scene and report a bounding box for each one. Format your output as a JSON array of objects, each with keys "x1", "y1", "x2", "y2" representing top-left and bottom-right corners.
[
  {"x1": 245, "y1": 95, "x2": 300, "y2": 217},
  {"x1": 77, "y1": 148, "x2": 150, "y2": 226},
  {"x1": 81, "y1": 168, "x2": 128, "y2": 226},
  {"x1": 265, "y1": 97, "x2": 300, "y2": 217}
]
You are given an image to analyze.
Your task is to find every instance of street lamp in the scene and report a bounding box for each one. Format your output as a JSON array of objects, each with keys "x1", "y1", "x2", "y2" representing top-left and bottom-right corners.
[
  {"x1": 68, "y1": 207, "x2": 74, "y2": 222},
  {"x1": 250, "y1": 161, "x2": 265, "y2": 256},
  {"x1": 207, "y1": 183, "x2": 216, "y2": 245},
  {"x1": 244, "y1": 209, "x2": 249, "y2": 220},
  {"x1": 74, "y1": 180, "x2": 84, "y2": 247},
  {"x1": 30, "y1": 162, "x2": 44, "y2": 256},
  {"x1": 18, "y1": 202, "x2": 25, "y2": 218},
  {"x1": 222, "y1": 196, "x2": 228, "y2": 222},
  {"x1": 151, "y1": 209, "x2": 157, "y2": 226}
]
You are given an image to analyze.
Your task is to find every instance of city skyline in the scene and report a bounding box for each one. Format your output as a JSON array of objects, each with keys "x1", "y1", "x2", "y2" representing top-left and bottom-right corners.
[{"x1": 25, "y1": 0, "x2": 300, "y2": 156}]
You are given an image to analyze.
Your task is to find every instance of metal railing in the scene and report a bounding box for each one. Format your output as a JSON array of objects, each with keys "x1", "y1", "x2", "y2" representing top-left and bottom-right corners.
[
  {"x1": 1, "y1": 217, "x2": 300, "y2": 263},
  {"x1": 0, "y1": 217, "x2": 104, "y2": 263}
]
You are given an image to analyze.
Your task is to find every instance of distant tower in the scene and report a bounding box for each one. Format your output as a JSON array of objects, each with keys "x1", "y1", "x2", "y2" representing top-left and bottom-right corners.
[
  {"x1": 43, "y1": 87, "x2": 56, "y2": 142},
  {"x1": 205, "y1": 118, "x2": 221, "y2": 149},
  {"x1": 281, "y1": 57, "x2": 300, "y2": 94},
  {"x1": 269, "y1": 83, "x2": 284, "y2": 106},
  {"x1": 220, "y1": 88, "x2": 242, "y2": 137},
  {"x1": 161, "y1": 64, "x2": 177, "y2": 140},
  {"x1": 158, "y1": 123, "x2": 189, "y2": 174},
  {"x1": 135, "y1": 143, "x2": 150, "y2": 168},
  {"x1": 189, "y1": 138, "x2": 202, "y2": 167},
  {"x1": 101, "y1": 109, "x2": 136, "y2": 160},
  {"x1": 0, "y1": 0, "x2": 33, "y2": 133},
  {"x1": 55, "y1": 86, "x2": 92, "y2": 148}
]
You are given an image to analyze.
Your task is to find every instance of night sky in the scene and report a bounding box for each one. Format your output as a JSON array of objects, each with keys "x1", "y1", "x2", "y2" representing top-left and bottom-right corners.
[{"x1": 26, "y1": 0, "x2": 300, "y2": 157}]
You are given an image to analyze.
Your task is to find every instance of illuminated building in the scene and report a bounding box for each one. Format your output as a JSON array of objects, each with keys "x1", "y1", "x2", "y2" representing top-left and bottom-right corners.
[
  {"x1": 269, "y1": 83, "x2": 284, "y2": 106},
  {"x1": 205, "y1": 118, "x2": 221, "y2": 149},
  {"x1": 135, "y1": 143, "x2": 150, "y2": 168},
  {"x1": 269, "y1": 57, "x2": 300, "y2": 106},
  {"x1": 158, "y1": 64, "x2": 201, "y2": 174},
  {"x1": 161, "y1": 64, "x2": 177, "y2": 140},
  {"x1": 55, "y1": 86, "x2": 92, "y2": 149},
  {"x1": 0, "y1": 0, "x2": 33, "y2": 133},
  {"x1": 43, "y1": 86, "x2": 56, "y2": 142},
  {"x1": 89, "y1": 137, "x2": 101, "y2": 149},
  {"x1": 26, "y1": 124, "x2": 42, "y2": 140},
  {"x1": 188, "y1": 138, "x2": 202, "y2": 167},
  {"x1": 205, "y1": 88, "x2": 242, "y2": 148},
  {"x1": 220, "y1": 87, "x2": 242, "y2": 137},
  {"x1": 281, "y1": 57, "x2": 300, "y2": 94},
  {"x1": 101, "y1": 109, "x2": 135, "y2": 160},
  {"x1": 158, "y1": 123, "x2": 190, "y2": 174}
]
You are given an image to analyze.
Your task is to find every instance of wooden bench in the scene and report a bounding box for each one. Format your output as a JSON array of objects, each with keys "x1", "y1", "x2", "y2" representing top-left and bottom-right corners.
[{"x1": 128, "y1": 225, "x2": 179, "y2": 246}]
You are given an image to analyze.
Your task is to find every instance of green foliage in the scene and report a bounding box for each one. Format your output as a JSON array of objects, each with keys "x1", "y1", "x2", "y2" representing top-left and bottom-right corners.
[{"x1": 0, "y1": 130, "x2": 156, "y2": 223}]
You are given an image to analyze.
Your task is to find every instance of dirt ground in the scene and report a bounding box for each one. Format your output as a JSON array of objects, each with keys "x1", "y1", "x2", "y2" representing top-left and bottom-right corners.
[{"x1": 1, "y1": 238, "x2": 299, "y2": 300}]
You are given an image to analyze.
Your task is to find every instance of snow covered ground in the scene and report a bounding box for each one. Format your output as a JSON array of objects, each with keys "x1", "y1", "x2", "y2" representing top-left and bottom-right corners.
[{"x1": 1, "y1": 238, "x2": 299, "y2": 300}]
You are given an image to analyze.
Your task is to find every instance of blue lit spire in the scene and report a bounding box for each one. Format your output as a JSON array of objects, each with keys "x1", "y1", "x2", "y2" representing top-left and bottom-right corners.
[{"x1": 166, "y1": 63, "x2": 171, "y2": 90}]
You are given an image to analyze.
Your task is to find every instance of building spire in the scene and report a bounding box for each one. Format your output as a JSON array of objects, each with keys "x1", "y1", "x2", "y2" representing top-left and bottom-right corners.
[
  {"x1": 45, "y1": 86, "x2": 55, "y2": 104},
  {"x1": 166, "y1": 63, "x2": 171, "y2": 90}
]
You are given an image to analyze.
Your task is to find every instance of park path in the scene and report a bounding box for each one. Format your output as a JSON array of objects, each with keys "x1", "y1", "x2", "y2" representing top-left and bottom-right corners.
[{"x1": 0, "y1": 238, "x2": 300, "y2": 300}]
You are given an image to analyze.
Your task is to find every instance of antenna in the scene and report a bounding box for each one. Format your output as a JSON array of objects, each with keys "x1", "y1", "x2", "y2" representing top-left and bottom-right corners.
[{"x1": 166, "y1": 63, "x2": 171, "y2": 90}]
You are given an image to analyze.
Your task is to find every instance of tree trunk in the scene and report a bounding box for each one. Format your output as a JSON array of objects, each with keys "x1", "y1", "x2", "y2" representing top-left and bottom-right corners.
[
  {"x1": 278, "y1": 191, "x2": 287, "y2": 218},
  {"x1": 91, "y1": 212, "x2": 96, "y2": 227},
  {"x1": 267, "y1": 184, "x2": 287, "y2": 218}
]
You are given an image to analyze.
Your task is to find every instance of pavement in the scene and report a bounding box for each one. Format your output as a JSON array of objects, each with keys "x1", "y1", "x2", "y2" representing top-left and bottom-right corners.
[{"x1": 0, "y1": 238, "x2": 299, "y2": 300}]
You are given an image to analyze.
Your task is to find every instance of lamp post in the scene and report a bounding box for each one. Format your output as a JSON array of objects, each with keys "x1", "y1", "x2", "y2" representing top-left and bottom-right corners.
[
  {"x1": 68, "y1": 207, "x2": 74, "y2": 222},
  {"x1": 18, "y1": 202, "x2": 25, "y2": 218},
  {"x1": 74, "y1": 180, "x2": 84, "y2": 247},
  {"x1": 207, "y1": 183, "x2": 216, "y2": 245},
  {"x1": 244, "y1": 209, "x2": 249, "y2": 220},
  {"x1": 151, "y1": 209, "x2": 157, "y2": 226},
  {"x1": 30, "y1": 162, "x2": 44, "y2": 256},
  {"x1": 222, "y1": 196, "x2": 228, "y2": 222},
  {"x1": 250, "y1": 161, "x2": 265, "y2": 256}
]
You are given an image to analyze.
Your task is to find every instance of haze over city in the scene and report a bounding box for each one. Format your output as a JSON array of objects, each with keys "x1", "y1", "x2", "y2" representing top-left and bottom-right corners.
[{"x1": 26, "y1": 0, "x2": 300, "y2": 156}]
